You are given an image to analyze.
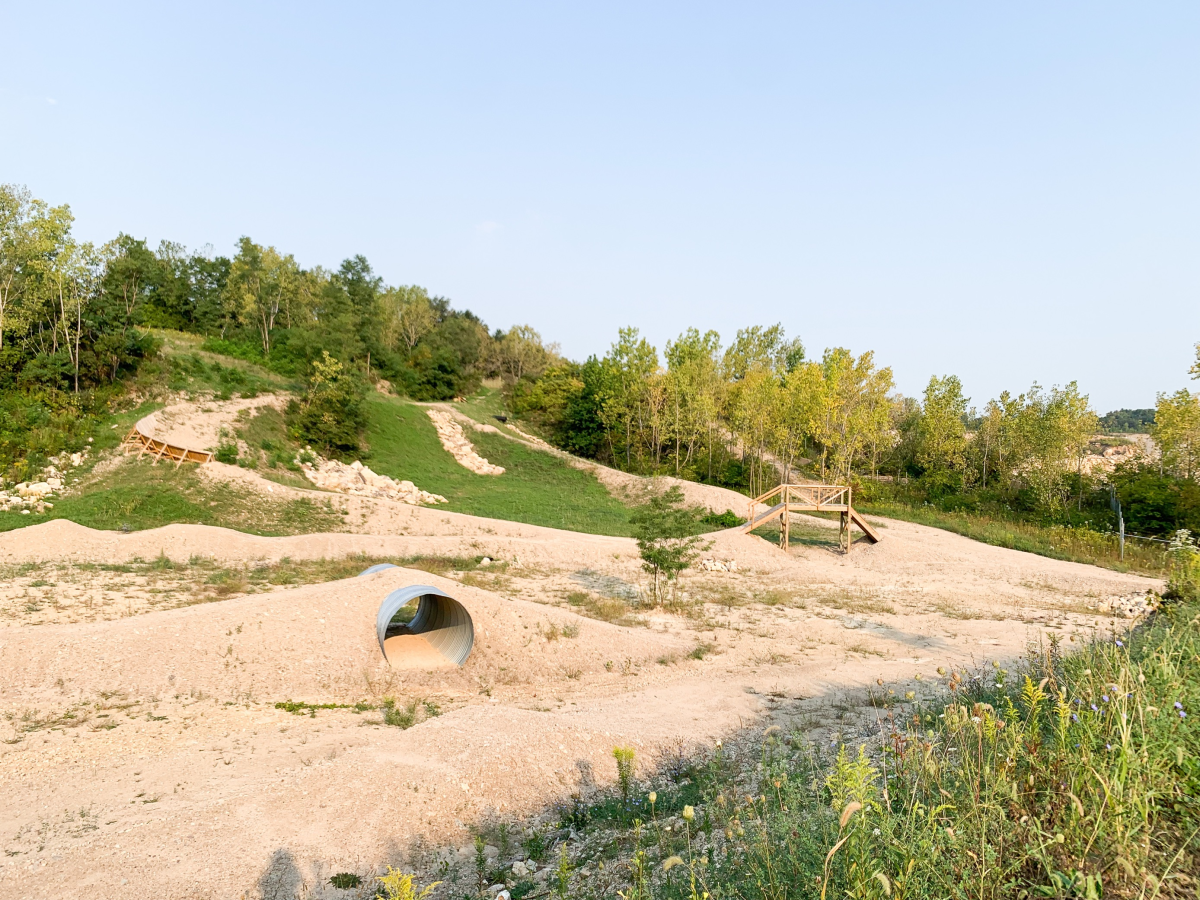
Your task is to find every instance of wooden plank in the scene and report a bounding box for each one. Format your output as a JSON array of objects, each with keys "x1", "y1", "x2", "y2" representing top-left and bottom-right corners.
[
  {"x1": 744, "y1": 502, "x2": 788, "y2": 531},
  {"x1": 849, "y1": 508, "x2": 881, "y2": 544}
]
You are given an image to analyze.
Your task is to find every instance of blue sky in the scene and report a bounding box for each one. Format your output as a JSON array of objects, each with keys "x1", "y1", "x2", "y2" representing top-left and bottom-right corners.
[{"x1": 2, "y1": 3, "x2": 1197, "y2": 410}]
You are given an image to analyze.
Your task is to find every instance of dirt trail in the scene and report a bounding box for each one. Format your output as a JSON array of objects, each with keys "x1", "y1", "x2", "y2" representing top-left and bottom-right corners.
[
  {"x1": 136, "y1": 395, "x2": 286, "y2": 454},
  {"x1": 0, "y1": 506, "x2": 1158, "y2": 899},
  {"x1": 0, "y1": 397, "x2": 1164, "y2": 898}
]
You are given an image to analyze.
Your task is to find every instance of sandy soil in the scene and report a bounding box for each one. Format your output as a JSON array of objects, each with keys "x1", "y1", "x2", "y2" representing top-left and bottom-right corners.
[
  {"x1": 135, "y1": 396, "x2": 286, "y2": 454},
  {"x1": 0, "y1": 506, "x2": 1158, "y2": 899},
  {"x1": 0, "y1": 396, "x2": 1163, "y2": 898}
]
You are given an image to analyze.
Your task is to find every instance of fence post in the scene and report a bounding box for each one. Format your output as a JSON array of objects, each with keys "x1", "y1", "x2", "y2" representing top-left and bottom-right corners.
[{"x1": 1119, "y1": 512, "x2": 1125, "y2": 562}]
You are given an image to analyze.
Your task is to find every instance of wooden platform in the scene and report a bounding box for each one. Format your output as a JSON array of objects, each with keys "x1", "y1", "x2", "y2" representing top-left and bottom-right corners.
[
  {"x1": 743, "y1": 484, "x2": 880, "y2": 552},
  {"x1": 123, "y1": 427, "x2": 214, "y2": 466}
]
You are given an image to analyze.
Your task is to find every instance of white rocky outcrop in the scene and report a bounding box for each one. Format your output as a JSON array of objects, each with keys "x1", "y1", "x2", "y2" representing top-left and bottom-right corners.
[
  {"x1": 699, "y1": 558, "x2": 739, "y2": 572},
  {"x1": 0, "y1": 449, "x2": 89, "y2": 514},
  {"x1": 427, "y1": 408, "x2": 505, "y2": 475},
  {"x1": 298, "y1": 455, "x2": 447, "y2": 506}
]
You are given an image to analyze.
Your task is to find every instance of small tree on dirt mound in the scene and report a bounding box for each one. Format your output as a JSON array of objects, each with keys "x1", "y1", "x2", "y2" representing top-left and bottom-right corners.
[
  {"x1": 287, "y1": 351, "x2": 366, "y2": 458},
  {"x1": 630, "y1": 485, "x2": 710, "y2": 605}
]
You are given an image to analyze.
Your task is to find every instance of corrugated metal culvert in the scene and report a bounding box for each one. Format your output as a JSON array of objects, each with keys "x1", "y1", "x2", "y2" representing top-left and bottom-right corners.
[{"x1": 361, "y1": 565, "x2": 475, "y2": 666}]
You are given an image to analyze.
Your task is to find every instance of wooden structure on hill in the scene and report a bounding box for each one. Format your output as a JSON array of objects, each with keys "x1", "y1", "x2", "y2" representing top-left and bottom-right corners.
[
  {"x1": 743, "y1": 484, "x2": 880, "y2": 552},
  {"x1": 123, "y1": 426, "x2": 214, "y2": 466}
]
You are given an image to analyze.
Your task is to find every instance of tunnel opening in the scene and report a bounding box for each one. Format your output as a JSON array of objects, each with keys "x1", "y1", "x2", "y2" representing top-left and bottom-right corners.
[{"x1": 360, "y1": 565, "x2": 475, "y2": 668}]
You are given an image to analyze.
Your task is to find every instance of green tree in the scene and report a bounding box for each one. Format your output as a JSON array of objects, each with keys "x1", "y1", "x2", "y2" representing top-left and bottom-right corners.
[
  {"x1": 288, "y1": 351, "x2": 366, "y2": 457},
  {"x1": 916, "y1": 375, "x2": 969, "y2": 491},
  {"x1": 629, "y1": 486, "x2": 709, "y2": 605},
  {"x1": 1154, "y1": 389, "x2": 1200, "y2": 481},
  {"x1": 492, "y1": 324, "x2": 556, "y2": 382},
  {"x1": 664, "y1": 328, "x2": 722, "y2": 478},
  {"x1": 597, "y1": 327, "x2": 658, "y2": 471},
  {"x1": 224, "y1": 237, "x2": 305, "y2": 359}
]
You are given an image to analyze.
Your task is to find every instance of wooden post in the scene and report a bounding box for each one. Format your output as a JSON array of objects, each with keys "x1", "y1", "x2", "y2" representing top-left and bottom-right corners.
[
  {"x1": 846, "y1": 486, "x2": 853, "y2": 554},
  {"x1": 780, "y1": 485, "x2": 786, "y2": 551}
]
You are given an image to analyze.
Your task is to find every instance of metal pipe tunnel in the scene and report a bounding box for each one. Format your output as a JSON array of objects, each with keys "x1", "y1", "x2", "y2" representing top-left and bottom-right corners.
[{"x1": 360, "y1": 565, "x2": 475, "y2": 667}]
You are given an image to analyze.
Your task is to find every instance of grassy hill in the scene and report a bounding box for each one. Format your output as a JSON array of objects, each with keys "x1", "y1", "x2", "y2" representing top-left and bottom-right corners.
[{"x1": 362, "y1": 393, "x2": 635, "y2": 536}]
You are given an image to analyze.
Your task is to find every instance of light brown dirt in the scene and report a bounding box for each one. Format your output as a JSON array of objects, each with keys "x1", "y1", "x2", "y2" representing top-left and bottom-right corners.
[
  {"x1": 136, "y1": 395, "x2": 286, "y2": 454},
  {"x1": 0, "y1": 394, "x2": 1163, "y2": 898},
  {"x1": 0, "y1": 502, "x2": 1158, "y2": 899}
]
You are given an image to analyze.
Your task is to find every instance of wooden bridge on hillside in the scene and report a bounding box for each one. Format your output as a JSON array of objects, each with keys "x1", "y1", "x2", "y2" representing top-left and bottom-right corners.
[{"x1": 744, "y1": 484, "x2": 880, "y2": 553}]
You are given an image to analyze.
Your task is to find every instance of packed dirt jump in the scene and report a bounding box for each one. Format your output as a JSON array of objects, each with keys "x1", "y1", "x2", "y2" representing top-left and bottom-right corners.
[{"x1": 0, "y1": 409, "x2": 1161, "y2": 899}]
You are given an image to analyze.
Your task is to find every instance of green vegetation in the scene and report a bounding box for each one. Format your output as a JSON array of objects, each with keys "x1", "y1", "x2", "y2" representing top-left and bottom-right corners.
[
  {"x1": 274, "y1": 697, "x2": 440, "y2": 730},
  {"x1": 0, "y1": 458, "x2": 342, "y2": 535},
  {"x1": 858, "y1": 493, "x2": 1170, "y2": 575},
  {"x1": 1099, "y1": 407, "x2": 1155, "y2": 433},
  {"x1": 545, "y1": 602, "x2": 1199, "y2": 899},
  {"x1": 274, "y1": 700, "x2": 373, "y2": 717},
  {"x1": 362, "y1": 393, "x2": 637, "y2": 536},
  {"x1": 630, "y1": 486, "x2": 712, "y2": 604}
]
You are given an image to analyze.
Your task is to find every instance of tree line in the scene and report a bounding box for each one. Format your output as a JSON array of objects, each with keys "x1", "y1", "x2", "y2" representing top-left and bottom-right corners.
[
  {"x1": 511, "y1": 326, "x2": 1200, "y2": 536},
  {"x1": 2, "y1": 182, "x2": 1197, "y2": 534},
  {"x1": 0, "y1": 184, "x2": 559, "y2": 402}
]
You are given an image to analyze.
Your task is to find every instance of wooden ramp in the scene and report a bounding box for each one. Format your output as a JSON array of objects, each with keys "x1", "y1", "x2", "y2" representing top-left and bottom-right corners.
[
  {"x1": 123, "y1": 427, "x2": 214, "y2": 466},
  {"x1": 743, "y1": 484, "x2": 880, "y2": 553}
]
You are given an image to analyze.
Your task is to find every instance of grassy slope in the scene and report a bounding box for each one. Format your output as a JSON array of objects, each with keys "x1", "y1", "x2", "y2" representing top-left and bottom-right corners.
[
  {"x1": 858, "y1": 499, "x2": 1167, "y2": 576},
  {"x1": 0, "y1": 337, "x2": 335, "y2": 536},
  {"x1": 0, "y1": 458, "x2": 343, "y2": 536},
  {"x1": 363, "y1": 393, "x2": 635, "y2": 536}
]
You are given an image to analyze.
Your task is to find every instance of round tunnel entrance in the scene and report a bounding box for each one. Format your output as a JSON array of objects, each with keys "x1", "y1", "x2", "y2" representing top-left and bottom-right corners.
[{"x1": 360, "y1": 565, "x2": 475, "y2": 667}]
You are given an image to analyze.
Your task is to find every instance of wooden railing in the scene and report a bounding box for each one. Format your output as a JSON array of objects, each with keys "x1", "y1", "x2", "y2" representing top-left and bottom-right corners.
[{"x1": 744, "y1": 483, "x2": 878, "y2": 552}]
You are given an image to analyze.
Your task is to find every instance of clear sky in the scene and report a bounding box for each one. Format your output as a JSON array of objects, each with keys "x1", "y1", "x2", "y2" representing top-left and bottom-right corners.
[{"x1": 3, "y1": 3, "x2": 1197, "y2": 411}]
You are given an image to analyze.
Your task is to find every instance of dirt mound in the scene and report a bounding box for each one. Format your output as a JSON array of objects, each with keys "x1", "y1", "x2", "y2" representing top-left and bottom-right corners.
[
  {"x1": 0, "y1": 496, "x2": 1165, "y2": 898},
  {"x1": 135, "y1": 395, "x2": 284, "y2": 454}
]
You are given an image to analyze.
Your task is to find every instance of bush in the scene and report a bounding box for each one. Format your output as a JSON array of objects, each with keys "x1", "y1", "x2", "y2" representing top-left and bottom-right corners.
[
  {"x1": 1166, "y1": 530, "x2": 1200, "y2": 603},
  {"x1": 213, "y1": 442, "x2": 238, "y2": 465},
  {"x1": 652, "y1": 603, "x2": 1199, "y2": 900},
  {"x1": 286, "y1": 352, "x2": 366, "y2": 458},
  {"x1": 701, "y1": 509, "x2": 743, "y2": 529}
]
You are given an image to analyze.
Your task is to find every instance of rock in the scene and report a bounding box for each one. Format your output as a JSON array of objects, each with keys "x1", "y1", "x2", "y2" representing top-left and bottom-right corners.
[
  {"x1": 426, "y1": 409, "x2": 505, "y2": 475},
  {"x1": 486, "y1": 883, "x2": 507, "y2": 897},
  {"x1": 1106, "y1": 591, "x2": 1159, "y2": 619},
  {"x1": 298, "y1": 456, "x2": 448, "y2": 506},
  {"x1": 699, "y1": 558, "x2": 738, "y2": 572},
  {"x1": 511, "y1": 860, "x2": 529, "y2": 877}
]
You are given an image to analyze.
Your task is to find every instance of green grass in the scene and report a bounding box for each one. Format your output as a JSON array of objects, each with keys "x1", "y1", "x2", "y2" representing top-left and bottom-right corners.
[
  {"x1": 363, "y1": 393, "x2": 636, "y2": 536},
  {"x1": 860, "y1": 499, "x2": 1168, "y2": 576},
  {"x1": 531, "y1": 601, "x2": 1200, "y2": 900},
  {"x1": 0, "y1": 458, "x2": 342, "y2": 535},
  {"x1": 150, "y1": 329, "x2": 297, "y2": 396}
]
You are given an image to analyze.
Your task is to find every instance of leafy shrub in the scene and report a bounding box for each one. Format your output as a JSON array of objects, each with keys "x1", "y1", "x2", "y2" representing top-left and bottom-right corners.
[
  {"x1": 213, "y1": 442, "x2": 238, "y2": 464},
  {"x1": 287, "y1": 352, "x2": 366, "y2": 458},
  {"x1": 701, "y1": 509, "x2": 743, "y2": 528}
]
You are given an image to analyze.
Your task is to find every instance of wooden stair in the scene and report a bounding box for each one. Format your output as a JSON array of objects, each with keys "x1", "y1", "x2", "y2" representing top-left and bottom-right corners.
[
  {"x1": 744, "y1": 502, "x2": 787, "y2": 532},
  {"x1": 742, "y1": 483, "x2": 880, "y2": 553}
]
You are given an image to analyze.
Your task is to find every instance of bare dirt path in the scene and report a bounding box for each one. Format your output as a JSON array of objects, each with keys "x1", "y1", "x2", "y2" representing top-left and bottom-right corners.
[{"x1": 0, "y1": 500, "x2": 1158, "y2": 899}]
